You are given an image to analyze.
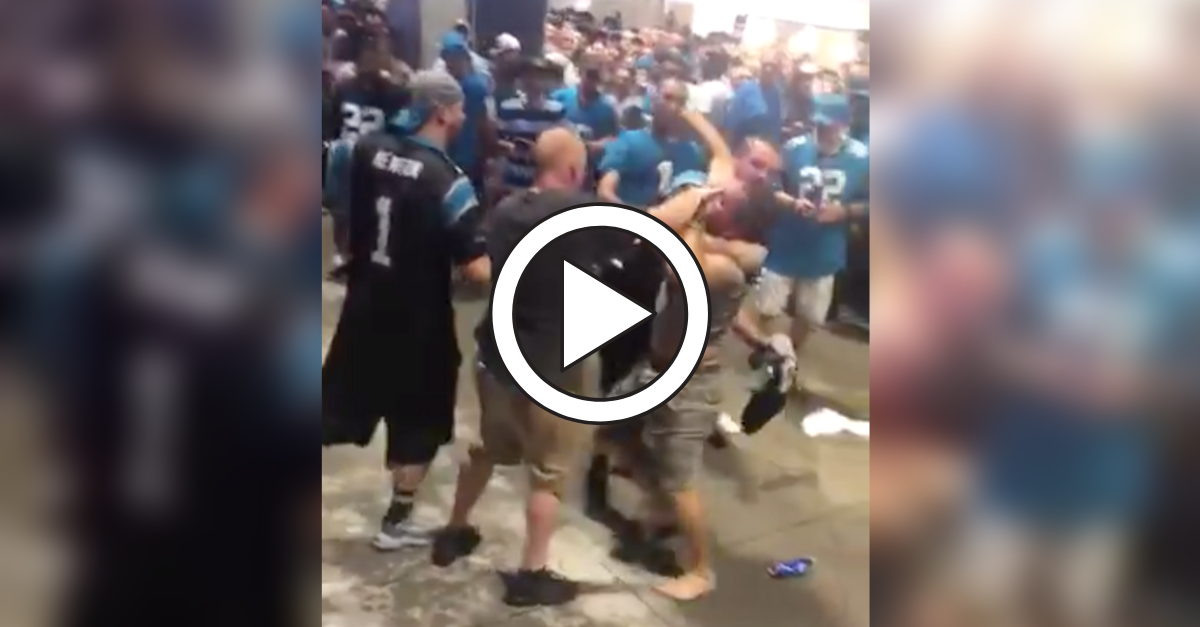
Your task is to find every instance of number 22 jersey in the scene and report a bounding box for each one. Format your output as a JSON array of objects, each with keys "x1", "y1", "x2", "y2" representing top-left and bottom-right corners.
[
  {"x1": 765, "y1": 134, "x2": 870, "y2": 279},
  {"x1": 327, "y1": 71, "x2": 411, "y2": 142}
]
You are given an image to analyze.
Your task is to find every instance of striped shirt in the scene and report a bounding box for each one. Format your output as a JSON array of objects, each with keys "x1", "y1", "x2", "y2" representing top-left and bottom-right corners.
[{"x1": 495, "y1": 95, "x2": 571, "y2": 189}]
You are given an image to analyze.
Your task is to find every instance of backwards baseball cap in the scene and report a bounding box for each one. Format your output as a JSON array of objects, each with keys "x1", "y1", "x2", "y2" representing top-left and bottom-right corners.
[
  {"x1": 812, "y1": 94, "x2": 851, "y2": 127},
  {"x1": 390, "y1": 70, "x2": 466, "y2": 133}
]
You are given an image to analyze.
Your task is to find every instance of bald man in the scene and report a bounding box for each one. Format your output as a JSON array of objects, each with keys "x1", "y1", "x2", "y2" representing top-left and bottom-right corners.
[
  {"x1": 433, "y1": 127, "x2": 716, "y2": 607},
  {"x1": 432, "y1": 127, "x2": 601, "y2": 608}
]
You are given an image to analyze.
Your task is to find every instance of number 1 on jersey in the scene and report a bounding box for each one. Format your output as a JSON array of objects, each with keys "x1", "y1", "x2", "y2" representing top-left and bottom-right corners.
[{"x1": 371, "y1": 196, "x2": 393, "y2": 267}]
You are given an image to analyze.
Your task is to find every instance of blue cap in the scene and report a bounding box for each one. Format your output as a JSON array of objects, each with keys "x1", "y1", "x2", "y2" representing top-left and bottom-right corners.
[
  {"x1": 812, "y1": 94, "x2": 851, "y2": 126},
  {"x1": 440, "y1": 31, "x2": 470, "y2": 56}
]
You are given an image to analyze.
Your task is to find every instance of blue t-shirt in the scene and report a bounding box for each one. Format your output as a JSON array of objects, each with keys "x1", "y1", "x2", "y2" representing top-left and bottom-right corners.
[
  {"x1": 977, "y1": 221, "x2": 1191, "y2": 527},
  {"x1": 446, "y1": 71, "x2": 491, "y2": 174},
  {"x1": 725, "y1": 80, "x2": 771, "y2": 146},
  {"x1": 552, "y1": 87, "x2": 619, "y2": 140},
  {"x1": 598, "y1": 129, "x2": 706, "y2": 207},
  {"x1": 759, "y1": 81, "x2": 784, "y2": 145},
  {"x1": 765, "y1": 134, "x2": 870, "y2": 279}
]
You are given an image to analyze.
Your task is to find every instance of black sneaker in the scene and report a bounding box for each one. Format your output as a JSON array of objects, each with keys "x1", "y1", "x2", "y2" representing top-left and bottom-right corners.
[
  {"x1": 326, "y1": 260, "x2": 350, "y2": 283},
  {"x1": 502, "y1": 569, "x2": 580, "y2": 607},
  {"x1": 431, "y1": 526, "x2": 482, "y2": 567}
]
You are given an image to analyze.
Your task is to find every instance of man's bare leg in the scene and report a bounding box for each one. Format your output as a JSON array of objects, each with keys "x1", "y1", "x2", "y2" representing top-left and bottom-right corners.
[
  {"x1": 655, "y1": 487, "x2": 715, "y2": 600},
  {"x1": 446, "y1": 454, "x2": 495, "y2": 529},
  {"x1": 432, "y1": 452, "x2": 493, "y2": 567},
  {"x1": 391, "y1": 464, "x2": 430, "y2": 493},
  {"x1": 522, "y1": 488, "x2": 559, "y2": 570}
]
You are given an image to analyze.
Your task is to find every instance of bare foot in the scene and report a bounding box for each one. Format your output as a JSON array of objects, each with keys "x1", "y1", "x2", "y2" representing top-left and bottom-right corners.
[{"x1": 654, "y1": 571, "x2": 715, "y2": 601}]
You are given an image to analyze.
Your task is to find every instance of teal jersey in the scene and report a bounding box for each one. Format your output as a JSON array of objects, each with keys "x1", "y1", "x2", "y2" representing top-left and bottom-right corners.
[{"x1": 766, "y1": 135, "x2": 870, "y2": 278}]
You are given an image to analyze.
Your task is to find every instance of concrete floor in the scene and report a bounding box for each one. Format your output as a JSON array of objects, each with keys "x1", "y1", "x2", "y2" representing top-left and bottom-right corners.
[{"x1": 320, "y1": 217, "x2": 871, "y2": 627}]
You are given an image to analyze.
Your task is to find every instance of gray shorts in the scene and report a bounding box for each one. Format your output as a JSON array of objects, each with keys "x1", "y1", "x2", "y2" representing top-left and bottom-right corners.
[{"x1": 608, "y1": 362, "x2": 722, "y2": 493}]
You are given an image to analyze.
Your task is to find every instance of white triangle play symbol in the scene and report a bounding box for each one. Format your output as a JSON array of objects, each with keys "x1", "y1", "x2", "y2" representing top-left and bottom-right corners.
[{"x1": 562, "y1": 260, "x2": 654, "y2": 370}]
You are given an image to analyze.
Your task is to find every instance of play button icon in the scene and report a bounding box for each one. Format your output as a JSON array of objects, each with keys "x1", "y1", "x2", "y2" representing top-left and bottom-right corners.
[
  {"x1": 561, "y1": 260, "x2": 654, "y2": 371},
  {"x1": 491, "y1": 203, "x2": 711, "y2": 424}
]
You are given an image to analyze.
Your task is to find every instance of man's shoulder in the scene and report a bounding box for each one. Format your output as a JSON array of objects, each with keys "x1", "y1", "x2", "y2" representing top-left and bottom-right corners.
[
  {"x1": 496, "y1": 189, "x2": 597, "y2": 219},
  {"x1": 460, "y1": 72, "x2": 489, "y2": 95},
  {"x1": 498, "y1": 97, "x2": 566, "y2": 115},
  {"x1": 497, "y1": 96, "x2": 525, "y2": 112},
  {"x1": 619, "y1": 128, "x2": 651, "y2": 145},
  {"x1": 351, "y1": 130, "x2": 393, "y2": 154},
  {"x1": 844, "y1": 138, "x2": 870, "y2": 160},
  {"x1": 381, "y1": 80, "x2": 412, "y2": 103},
  {"x1": 784, "y1": 134, "x2": 811, "y2": 151},
  {"x1": 373, "y1": 137, "x2": 462, "y2": 179}
]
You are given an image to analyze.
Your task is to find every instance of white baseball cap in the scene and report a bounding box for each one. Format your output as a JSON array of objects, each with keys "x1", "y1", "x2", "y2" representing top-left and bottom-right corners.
[{"x1": 493, "y1": 33, "x2": 521, "y2": 53}]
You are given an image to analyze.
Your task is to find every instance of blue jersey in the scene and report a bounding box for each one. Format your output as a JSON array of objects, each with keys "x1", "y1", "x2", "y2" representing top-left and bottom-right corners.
[
  {"x1": 766, "y1": 134, "x2": 870, "y2": 279},
  {"x1": 495, "y1": 96, "x2": 570, "y2": 189},
  {"x1": 598, "y1": 129, "x2": 706, "y2": 207},
  {"x1": 552, "y1": 87, "x2": 619, "y2": 140}
]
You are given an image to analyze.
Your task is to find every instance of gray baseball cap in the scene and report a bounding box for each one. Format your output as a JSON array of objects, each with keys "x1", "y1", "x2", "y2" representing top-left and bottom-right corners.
[{"x1": 391, "y1": 70, "x2": 465, "y2": 132}]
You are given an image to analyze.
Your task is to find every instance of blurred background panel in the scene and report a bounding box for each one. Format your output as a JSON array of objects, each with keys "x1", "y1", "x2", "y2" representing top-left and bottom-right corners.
[{"x1": 869, "y1": 2, "x2": 1200, "y2": 626}]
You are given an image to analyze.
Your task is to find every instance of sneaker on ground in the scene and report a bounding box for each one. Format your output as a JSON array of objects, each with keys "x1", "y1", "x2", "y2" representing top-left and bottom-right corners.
[
  {"x1": 372, "y1": 519, "x2": 434, "y2": 550},
  {"x1": 431, "y1": 526, "x2": 482, "y2": 567},
  {"x1": 372, "y1": 502, "x2": 434, "y2": 551},
  {"x1": 716, "y1": 412, "x2": 743, "y2": 435},
  {"x1": 502, "y1": 569, "x2": 580, "y2": 607}
]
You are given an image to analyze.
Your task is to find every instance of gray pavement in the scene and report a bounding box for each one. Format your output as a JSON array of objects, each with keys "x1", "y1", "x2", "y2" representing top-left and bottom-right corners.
[{"x1": 320, "y1": 217, "x2": 871, "y2": 627}]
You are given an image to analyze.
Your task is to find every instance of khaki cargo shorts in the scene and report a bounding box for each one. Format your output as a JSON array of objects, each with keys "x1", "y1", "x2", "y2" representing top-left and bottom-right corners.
[
  {"x1": 471, "y1": 361, "x2": 597, "y2": 496},
  {"x1": 608, "y1": 362, "x2": 722, "y2": 494}
]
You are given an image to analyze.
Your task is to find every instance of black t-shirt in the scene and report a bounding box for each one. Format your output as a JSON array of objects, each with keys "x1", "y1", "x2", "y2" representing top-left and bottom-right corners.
[{"x1": 476, "y1": 189, "x2": 631, "y2": 385}]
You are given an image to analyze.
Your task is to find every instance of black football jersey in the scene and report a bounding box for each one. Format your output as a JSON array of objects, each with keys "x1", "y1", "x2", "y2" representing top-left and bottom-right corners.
[{"x1": 329, "y1": 71, "x2": 410, "y2": 142}]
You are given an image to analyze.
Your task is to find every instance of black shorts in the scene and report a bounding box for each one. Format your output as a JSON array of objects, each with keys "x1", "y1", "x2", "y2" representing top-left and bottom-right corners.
[
  {"x1": 322, "y1": 295, "x2": 460, "y2": 464},
  {"x1": 323, "y1": 358, "x2": 458, "y2": 465}
]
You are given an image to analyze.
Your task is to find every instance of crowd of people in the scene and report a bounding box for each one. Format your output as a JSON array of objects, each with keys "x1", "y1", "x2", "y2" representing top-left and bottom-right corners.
[{"x1": 321, "y1": 0, "x2": 869, "y2": 610}]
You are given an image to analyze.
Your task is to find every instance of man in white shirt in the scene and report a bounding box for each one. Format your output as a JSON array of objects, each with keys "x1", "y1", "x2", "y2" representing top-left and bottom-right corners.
[{"x1": 691, "y1": 55, "x2": 732, "y2": 127}]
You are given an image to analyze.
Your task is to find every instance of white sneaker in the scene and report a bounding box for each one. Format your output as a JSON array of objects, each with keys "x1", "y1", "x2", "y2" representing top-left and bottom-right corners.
[
  {"x1": 716, "y1": 412, "x2": 743, "y2": 435},
  {"x1": 371, "y1": 520, "x2": 434, "y2": 551}
]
